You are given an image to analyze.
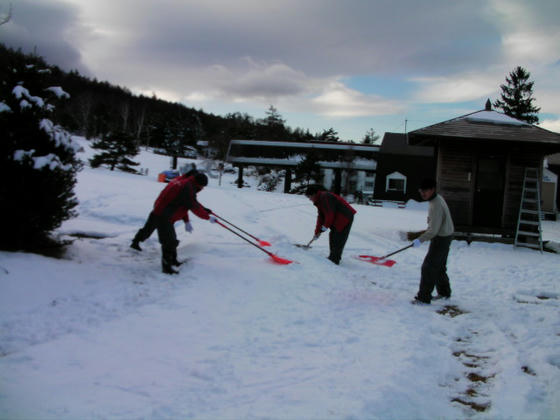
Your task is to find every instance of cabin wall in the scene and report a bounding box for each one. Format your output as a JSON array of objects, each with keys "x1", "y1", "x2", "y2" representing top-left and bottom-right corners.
[
  {"x1": 436, "y1": 144, "x2": 475, "y2": 227},
  {"x1": 436, "y1": 142, "x2": 543, "y2": 234}
]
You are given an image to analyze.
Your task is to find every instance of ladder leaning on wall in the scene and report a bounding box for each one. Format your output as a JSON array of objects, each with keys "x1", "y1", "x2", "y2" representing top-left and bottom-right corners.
[{"x1": 514, "y1": 167, "x2": 543, "y2": 252}]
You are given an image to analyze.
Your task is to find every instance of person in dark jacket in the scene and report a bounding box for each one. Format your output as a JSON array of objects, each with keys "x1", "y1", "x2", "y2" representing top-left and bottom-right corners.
[
  {"x1": 131, "y1": 172, "x2": 216, "y2": 274},
  {"x1": 305, "y1": 184, "x2": 357, "y2": 265}
]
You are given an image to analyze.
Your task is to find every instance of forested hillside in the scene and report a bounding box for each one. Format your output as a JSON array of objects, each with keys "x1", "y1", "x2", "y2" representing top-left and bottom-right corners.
[{"x1": 1, "y1": 44, "x2": 328, "y2": 159}]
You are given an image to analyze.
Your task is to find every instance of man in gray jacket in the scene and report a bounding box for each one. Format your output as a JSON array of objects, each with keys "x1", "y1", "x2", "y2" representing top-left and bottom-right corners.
[{"x1": 412, "y1": 178, "x2": 455, "y2": 304}]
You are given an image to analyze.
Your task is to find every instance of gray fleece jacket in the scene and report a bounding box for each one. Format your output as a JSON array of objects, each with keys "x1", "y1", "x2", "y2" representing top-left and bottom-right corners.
[{"x1": 419, "y1": 193, "x2": 454, "y2": 243}]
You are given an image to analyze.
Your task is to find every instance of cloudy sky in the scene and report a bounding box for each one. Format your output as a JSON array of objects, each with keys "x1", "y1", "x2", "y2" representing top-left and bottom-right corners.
[{"x1": 2, "y1": 0, "x2": 559, "y2": 141}]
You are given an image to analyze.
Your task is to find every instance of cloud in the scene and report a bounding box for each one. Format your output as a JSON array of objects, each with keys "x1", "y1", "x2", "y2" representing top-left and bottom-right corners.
[
  {"x1": 541, "y1": 119, "x2": 560, "y2": 134},
  {"x1": 410, "y1": 72, "x2": 499, "y2": 104},
  {"x1": 177, "y1": 61, "x2": 402, "y2": 119},
  {"x1": 310, "y1": 81, "x2": 404, "y2": 118},
  {"x1": 0, "y1": 0, "x2": 92, "y2": 74},
  {"x1": 489, "y1": 0, "x2": 560, "y2": 66},
  {"x1": 2, "y1": 0, "x2": 559, "y2": 138}
]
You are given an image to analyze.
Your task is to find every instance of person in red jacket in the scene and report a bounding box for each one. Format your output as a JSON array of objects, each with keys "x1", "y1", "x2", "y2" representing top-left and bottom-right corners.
[
  {"x1": 131, "y1": 172, "x2": 216, "y2": 274},
  {"x1": 305, "y1": 184, "x2": 356, "y2": 265}
]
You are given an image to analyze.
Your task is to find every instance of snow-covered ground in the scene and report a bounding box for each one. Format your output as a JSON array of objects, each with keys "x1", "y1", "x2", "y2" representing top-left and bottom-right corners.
[{"x1": 1, "y1": 138, "x2": 560, "y2": 419}]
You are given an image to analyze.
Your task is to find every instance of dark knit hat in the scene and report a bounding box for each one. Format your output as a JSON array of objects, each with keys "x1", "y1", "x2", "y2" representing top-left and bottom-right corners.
[
  {"x1": 305, "y1": 184, "x2": 324, "y2": 197},
  {"x1": 194, "y1": 172, "x2": 208, "y2": 187},
  {"x1": 419, "y1": 178, "x2": 436, "y2": 190}
]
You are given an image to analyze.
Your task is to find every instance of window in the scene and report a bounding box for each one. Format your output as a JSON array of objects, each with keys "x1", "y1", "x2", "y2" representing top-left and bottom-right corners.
[{"x1": 386, "y1": 172, "x2": 407, "y2": 193}]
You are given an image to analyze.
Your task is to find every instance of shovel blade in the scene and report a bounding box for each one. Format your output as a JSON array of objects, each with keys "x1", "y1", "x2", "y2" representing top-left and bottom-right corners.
[
  {"x1": 357, "y1": 255, "x2": 397, "y2": 267},
  {"x1": 270, "y1": 254, "x2": 293, "y2": 265}
]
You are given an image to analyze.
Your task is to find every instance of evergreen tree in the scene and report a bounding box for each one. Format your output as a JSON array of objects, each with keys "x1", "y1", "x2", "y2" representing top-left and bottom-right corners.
[
  {"x1": 318, "y1": 128, "x2": 340, "y2": 142},
  {"x1": 0, "y1": 54, "x2": 82, "y2": 250},
  {"x1": 362, "y1": 128, "x2": 380, "y2": 144},
  {"x1": 493, "y1": 66, "x2": 540, "y2": 124},
  {"x1": 258, "y1": 105, "x2": 287, "y2": 140},
  {"x1": 89, "y1": 130, "x2": 140, "y2": 172},
  {"x1": 295, "y1": 151, "x2": 322, "y2": 186}
]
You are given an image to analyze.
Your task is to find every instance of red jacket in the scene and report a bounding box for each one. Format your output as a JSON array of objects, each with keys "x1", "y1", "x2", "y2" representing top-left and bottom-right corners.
[
  {"x1": 312, "y1": 191, "x2": 356, "y2": 234},
  {"x1": 153, "y1": 175, "x2": 210, "y2": 223}
]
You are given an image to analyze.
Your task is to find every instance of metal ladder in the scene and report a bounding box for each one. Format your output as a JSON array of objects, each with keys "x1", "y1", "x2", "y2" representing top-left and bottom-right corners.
[{"x1": 514, "y1": 167, "x2": 543, "y2": 252}]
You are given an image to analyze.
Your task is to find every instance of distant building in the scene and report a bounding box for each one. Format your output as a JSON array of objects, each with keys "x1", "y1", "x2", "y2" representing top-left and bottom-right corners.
[
  {"x1": 225, "y1": 139, "x2": 379, "y2": 195},
  {"x1": 373, "y1": 133, "x2": 435, "y2": 202}
]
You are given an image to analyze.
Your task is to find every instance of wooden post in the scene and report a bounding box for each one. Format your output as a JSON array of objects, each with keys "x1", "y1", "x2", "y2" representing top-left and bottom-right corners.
[
  {"x1": 237, "y1": 165, "x2": 244, "y2": 188},
  {"x1": 334, "y1": 169, "x2": 342, "y2": 194},
  {"x1": 284, "y1": 169, "x2": 292, "y2": 193}
]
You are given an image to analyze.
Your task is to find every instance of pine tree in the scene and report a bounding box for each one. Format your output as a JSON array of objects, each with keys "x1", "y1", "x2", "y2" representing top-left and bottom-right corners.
[
  {"x1": 89, "y1": 130, "x2": 140, "y2": 172},
  {"x1": 493, "y1": 66, "x2": 540, "y2": 124},
  {"x1": 318, "y1": 128, "x2": 340, "y2": 142},
  {"x1": 258, "y1": 105, "x2": 287, "y2": 140},
  {"x1": 295, "y1": 151, "x2": 322, "y2": 186},
  {"x1": 0, "y1": 54, "x2": 82, "y2": 250},
  {"x1": 362, "y1": 128, "x2": 380, "y2": 144}
]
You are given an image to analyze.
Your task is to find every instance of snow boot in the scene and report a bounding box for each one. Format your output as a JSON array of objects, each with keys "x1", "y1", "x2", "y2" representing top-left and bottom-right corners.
[
  {"x1": 162, "y1": 265, "x2": 179, "y2": 275},
  {"x1": 411, "y1": 296, "x2": 430, "y2": 305},
  {"x1": 162, "y1": 255, "x2": 179, "y2": 274},
  {"x1": 130, "y1": 240, "x2": 142, "y2": 251}
]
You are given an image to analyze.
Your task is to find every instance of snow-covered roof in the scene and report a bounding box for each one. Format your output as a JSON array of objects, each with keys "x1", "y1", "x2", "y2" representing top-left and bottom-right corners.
[
  {"x1": 228, "y1": 156, "x2": 376, "y2": 170},
  {"x1": 408, "y1": 109, "x2": 560, "y2": 146},
  {"x1": 464, "y1": 110, "x2": 530, "y2": 126},
  {"x1": 229, "y1": 139, "x2": 379, "y2": 153},
  {"x1": 226, "y1": 139, "x2": 379, "y2": 169}
]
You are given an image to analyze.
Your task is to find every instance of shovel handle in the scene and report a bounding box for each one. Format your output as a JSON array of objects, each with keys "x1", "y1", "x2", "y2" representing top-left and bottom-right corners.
[
  {"x1": 212, "y1": 212, "x2": 267, "y2": 244},
  {"x1": 215, "y1": 221, "x2": 292, "y2": 264},
  {"x1": 378, "y1": 244, "x2": 414, "y2": 260},
  {"x1": 215, "y1": 220, "x2": 273, "y2": 257}
]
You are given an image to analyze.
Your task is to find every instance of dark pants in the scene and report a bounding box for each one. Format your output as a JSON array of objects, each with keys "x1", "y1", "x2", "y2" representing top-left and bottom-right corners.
[
  {"x1": 157, "y1": 219, "x2": 179, "y2": 270},
  {"x1": 133, "y1": 211, "x2": 158, "y2": 243},
  {"x1": 134, "y1": 212, "x2": 178, "y2": 269},
  {"x1": 328, "y1": 219, "x2": 353, "y2": 265},
  {"x1": 416, "y1": 235, "x2": 452, "y2": 303}
]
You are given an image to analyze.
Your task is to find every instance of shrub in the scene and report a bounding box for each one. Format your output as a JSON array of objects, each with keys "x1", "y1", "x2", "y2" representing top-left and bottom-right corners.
[{"x1": 0, "y1": 56, "x2": 82, "y2": 250}]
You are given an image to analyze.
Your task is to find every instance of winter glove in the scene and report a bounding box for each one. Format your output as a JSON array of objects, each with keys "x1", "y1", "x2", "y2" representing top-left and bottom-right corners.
[
  {"x1": 184, "y1": 222, "x2": 193, "y2": 233},
  {"x1": 412, "y1": 239, "x2": 422, "y2": 248},
  {"x1": 313, "y1": 233, "x2": 321, "y2": 240},
  {"x1": 321, "y1": 226, "x2": 328, "y2": 232},
  {"x1": 209, "y1": 215, "x2": 218, "y2": 224},
  {"x1": 407, "y1": 230, "x2": 426, "y2": 241},
  {"x1": 204, "y1": 207, "x2": 212, "y2": 214}
]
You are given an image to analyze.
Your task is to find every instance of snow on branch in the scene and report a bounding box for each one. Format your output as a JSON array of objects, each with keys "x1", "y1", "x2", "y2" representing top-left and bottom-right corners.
[
  {"x1": 12, "y1": 85, "x2": 45, "y2": 109},
  {"x1": 13, "y1": 149, "x2": 73, "y2": 171},
  {"x1": 39, "y1": 119, "x2": 82, "y2": 152}
]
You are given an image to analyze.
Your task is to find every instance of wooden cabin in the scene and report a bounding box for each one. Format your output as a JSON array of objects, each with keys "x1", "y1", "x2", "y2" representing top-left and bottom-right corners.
[
  {"x1": 373, "y1": 133, "x2": 435, "y2": 202},
  {"x1": 407, "y1": 103, "x2": 560, "y2": 237}
]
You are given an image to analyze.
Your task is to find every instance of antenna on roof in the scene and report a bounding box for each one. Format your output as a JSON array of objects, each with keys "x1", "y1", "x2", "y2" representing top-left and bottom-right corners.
[{"x1": 485, "y1": 99, "x2": 492, "y2": 111}]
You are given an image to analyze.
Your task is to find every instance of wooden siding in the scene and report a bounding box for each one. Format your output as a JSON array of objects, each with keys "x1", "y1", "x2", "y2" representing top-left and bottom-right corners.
[
  {"x1": 437, "y1": 143, "x2": 475, "y2": 226},
  {"x1": 436, "y1": 141, "x2": 544, "y2": 234}
]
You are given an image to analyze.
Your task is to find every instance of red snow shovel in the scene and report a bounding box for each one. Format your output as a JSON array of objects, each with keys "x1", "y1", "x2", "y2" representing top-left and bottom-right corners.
[
  {"x1": 214, "y1": 220, "x2": 293, "y2": 265},
  {"x1": 357, "y1": 244, "x2": 413, "y2": 267},
  {"x1": 212, "y1": 212, "x2": 271, "y2": 247}
]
